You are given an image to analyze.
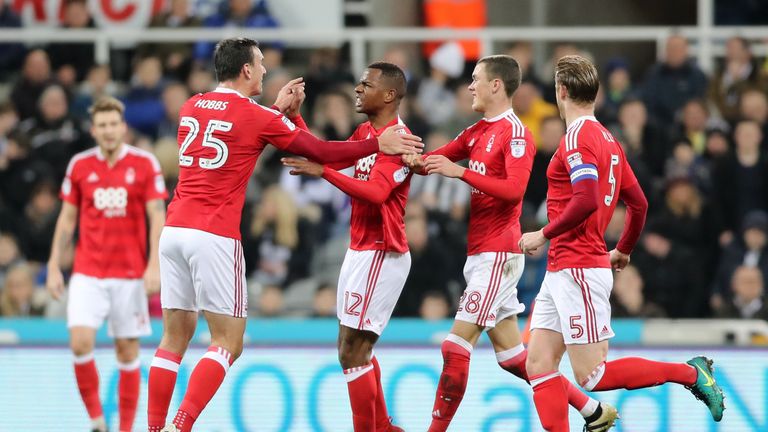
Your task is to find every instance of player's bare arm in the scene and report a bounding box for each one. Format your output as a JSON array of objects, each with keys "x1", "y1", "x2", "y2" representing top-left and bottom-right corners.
[
  {"x1": 144, "y1": 198, "x2": 166, "y2": 295},
  {"x1": 281, "y1": 157, "x2": 323, "y2": 177},
  {"x1": 46, "y1": 201, "x2": 78, "y2": 300},
  {"x1": 377, "y1": 125, "x2": 423, "y2": 155},
  {"x1": 424, "y1": 154, "x2": 465, "y2": 178}
]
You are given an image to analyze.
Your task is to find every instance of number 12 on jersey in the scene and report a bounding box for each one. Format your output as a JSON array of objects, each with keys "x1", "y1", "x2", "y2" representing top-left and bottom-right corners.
[
  {"x1": 178, "y1": 116, "x2": 232, "y2": 169},
  {"x1": 604, "y1": 154, "x2": 620, "y2": 206}
]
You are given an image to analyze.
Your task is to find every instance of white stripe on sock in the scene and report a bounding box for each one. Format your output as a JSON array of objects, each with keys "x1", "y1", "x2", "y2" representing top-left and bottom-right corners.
[
  {"x1": 343, "y1": 364, "x2": 374, "y2": 382},
  {"x1": 495, "y1": 343, "x2": 525, "y2": 363},
  {"x1": 445, "y1": 334, "x2": 474, "y2": 353},
  {"x1": 580, "y1": 398, "x2": 600, "y2": 417},
  {"x1": 530, "y1": 371, "x2": 561, "y2": 388},
  {"x1": 202, "y1": 350, "x2": 231, "y2": 373},
  {"x1": 73, "y1": 352, "x2": 94, "y2": 364},
  {"x1": 150, "y1": 357, "x2": 180, "y2": 372},
  {"x1": 582, "y1": 362, "x2": 606, "y2": 391},
  {"x1": 117, "y1": 358, "x2": 141, "y2": 371}
]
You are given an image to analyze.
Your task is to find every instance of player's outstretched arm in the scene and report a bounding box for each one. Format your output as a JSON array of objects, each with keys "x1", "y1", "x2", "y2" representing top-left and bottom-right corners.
[
  {"x1": 144, "y1": 199, "x2": 166, "y2": 294},
  {"x1": 46, "y1": 202, "x2": 78, "y2": 300},
  {"x1": 282, "y1": 126, "x2": 422, "y2": 164}
]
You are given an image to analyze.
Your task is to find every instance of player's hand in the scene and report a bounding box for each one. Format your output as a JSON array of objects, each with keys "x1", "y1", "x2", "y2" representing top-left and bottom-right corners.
[
  {"x1": 143, "y1": 262, "x2": 161, "y2": 295},
  {"x1": 274, "y1": 77, "x2": 306, "y2": 114},
  {"x1": 282, "y1": 157, "x2": 324, "y2": 177},
  {"x1": 401, "y1": 154, "x2": 426, "y2": 173},
  {"x1": 519, "y1": 229, "x2": 548, "y2": 255},
  {"x1": 46, "y1": 263, "x2": 65, "y2": 300},
  {"x1": 609, "y1": 248, "x2": 631, "y2": 271},
  {"x1": 378, "y1": 125, "x2": 423, "y2": 155},
  {"x1": 424, "y1": 155, "x2": 465, "y2": 178},
  {"x1": 284, "y1": 85, "x2": 306, "y2": 118}
]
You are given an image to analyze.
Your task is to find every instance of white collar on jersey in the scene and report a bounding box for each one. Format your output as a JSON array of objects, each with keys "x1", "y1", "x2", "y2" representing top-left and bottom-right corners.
[
  {"x1": 567, "y1": 115, "x2": 598, "y2": 131},
  {"x1": 213, "y1": 86, "x2": 249, "y2": 99},
  {"x1": 96, "y1": 144, "x2": 128, "y2": 162},
  {"x1": 483, "y1": 107, "x2": 515, "y2": 123}
]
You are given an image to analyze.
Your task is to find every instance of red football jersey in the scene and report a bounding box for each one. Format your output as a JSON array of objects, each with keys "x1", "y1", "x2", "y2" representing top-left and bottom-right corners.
[
  {"x1": 433, "y1": 108, "x2": 535, "y2": 255},
  {"x1": 61, "y1": 145, "x2": 168, "y2": 279},
  {"x1": 166, "y1": 88, "x2": 302, "y2": 240},
  {"x1": 546, "y1": 115, "x2": 638, "y2": 271},
  {"x1": 346, "y1": 117, "x2": 411, "y2": 253}
]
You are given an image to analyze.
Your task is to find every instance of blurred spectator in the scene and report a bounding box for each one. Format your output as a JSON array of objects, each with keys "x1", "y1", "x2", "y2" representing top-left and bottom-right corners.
[
  {"x1": 312, "y1": 282, "x2": 336, "y2": 317},
  {"x1": 14, "y1": 180, "x2": 59, "y2": 263},
  {"x1": 193, "y1": 0, "x2": 281, "y2": 64},
  {"x1": 153, "y1": 137, "x2": 181, "y2": 194},
  {"x1": 506, "y1": 41, "x2": 543, "y2": 89},
  {"x1": 604, "y1": 205, "x2": 627, "y2": 251},
  {"x1": 123, "y1": 56, "x2": 166, "y2": 138},
  {"x1": 394, "y1": 206, "x2": 453, "y2": 317},
  {"x1": 539, "y1": 43, "x2": 583, "y2": 104},
  {"x1": 0, "y1": 130, "x2": 52, "y2": 213},
  {"x1": 17, "y1": 85, "x2": 91, "y2": 181},
  {"x1": 256, "y1": 284, "x2": 284, "y2": 317},
  {"x1": 417, "y1": 42, "x2": 464, "y2": 126},
  {"x1": 643, "y1": 35, "x2": 708, "y2": 128},
  {"x1": 10, "y1": 49, "x2": 56, "y2": 121},
  {"x1": 671, "y1": 98, "x2": 710, "y2": 155},
  {"x1": 513, "y1": 81, "x2": 558, "y2": 146},
  {"x1": 136, "y1": 0, "x2": 201, "y2": 81},
  {"x1": 711, "y1": 210, "x2": 768, "y2": 307},
  {"x1": 156, "y1": 82, "x2": 190, "y2": 140},
  {"x1": 600, "y1": 58, "x2": 635, "y2": 125},
  {"x1": 632, "y1": 223, "x2": 705, "y2": 318},
  {"x1": 715, "y1": 266, "x2": 768, "y2": 320},
  {"x1": 0, "y1": 262, "x2": 46, "y2": 317},
  {"x1": 187, "y1": 66, "x2": 215, "y2": 94},
  {"x1": 713, "y1": 120, "x2": 768, "y2": 234},
  {"x1": 419, "y1": 290, "x2": 451, "y2": 320},
  {"x1": 0, "y1": 0, "x2": 25, "y2": 78},
  {"x1": 312, "y1": 89, "x2": 356, "y2": 141},
  {"x1": 611, "y1": 264, "x2": 666, "y2": 318},
  {"x1": 47, "y1": 0, "x2": 95, "y2": 83},
  {"x1": 72, "y1": 65, "x2": 123, "y2": 119},
  {"x1": 526, "y1": 115, "x2": 563, "y2": 209},
  {"x1": 738, "y1": 87, "x2": 768, "y2": 148},
  {"x1": 610, "y1": 98, "x2": 667, "y2": 177},
  {"x1": 304, "y1": 48, "x2": 355, "y2": 117},
  {"x1": 383, "y1": 46, "x2": 417, "y2": 93},
  {"x1": 703, "y1": 127, "x2": 731, "y2": 163},
  {"x1": 664, "y1": 139, "x2": 712, "y2": 192},
  {"x1": 259, "y1": 70, "x2": 292, "y2": 109},
  {"x1": 0, "y1": 232, "x2": 23, "y2": 286},
  {"x1": 439, "y1": 82, "x2": 481, "y2": 138},
  {"x1": 279, "y1": 161, "x2": 340, "y2": 242},
  {"x1": 709, "y1": 37, "x2": 765, "y2": 123}
]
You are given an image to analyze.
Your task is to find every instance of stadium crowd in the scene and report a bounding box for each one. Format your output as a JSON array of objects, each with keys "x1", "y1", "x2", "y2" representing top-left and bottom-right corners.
[{"x1": 1, "y1": 0, "x2": 768, "y2": 322}]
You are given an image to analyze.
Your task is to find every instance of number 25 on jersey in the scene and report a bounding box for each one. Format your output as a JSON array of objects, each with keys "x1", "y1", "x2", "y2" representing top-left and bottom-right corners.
[{"x1": 178, "y1": 116, "x2": 232, "y2": 169}]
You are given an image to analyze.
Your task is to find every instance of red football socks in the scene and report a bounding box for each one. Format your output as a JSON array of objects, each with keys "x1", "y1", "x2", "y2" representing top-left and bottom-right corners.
[
  {"x1": 531, "y1": 372, "x2": 570, "y2": 432},
  {"x1": 429, "y1": 335, "x2": 473, "y2": 432},
  {"x1": 74, "y1": 353, "x2": 103, "y2": 420},
  {"x1": 585, "y1": 357, "x2": 697, "y2": 391},
  {"x1": 148, "y1": 348, "x2": 183, "y2": 431},
  {"x1": 344, "y1": 363, "x2": 378, "y2": 431},
  {"x1": 117, "y1": 359, "x2": 140, "y2": 432},
  {"x1": 172, "y1": 346, "x2": 233, "y2": 432}
]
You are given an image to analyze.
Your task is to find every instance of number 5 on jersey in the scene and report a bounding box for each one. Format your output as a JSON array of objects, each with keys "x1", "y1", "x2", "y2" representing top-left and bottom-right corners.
[{"x1": 179, "y1": 116, "x2": 232, "y2": 169}]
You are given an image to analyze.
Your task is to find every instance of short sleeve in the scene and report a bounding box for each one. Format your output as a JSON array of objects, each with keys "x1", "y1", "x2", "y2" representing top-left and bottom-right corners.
[
  {"x1": 502, "y1": 128, "x2": 535, "y2": 175},
  {"x1": 143, "y1": 154, "x2": 169, "y2": 202},
  {"x1": 563, "y1": 126, "x2": 599, "y2": 184},
  {"x1": 255, "y1": 105, "x2": 302, "y2": 150},
  {"x1": 60, "y1": 159, "x2": 81, "y2": 205}
]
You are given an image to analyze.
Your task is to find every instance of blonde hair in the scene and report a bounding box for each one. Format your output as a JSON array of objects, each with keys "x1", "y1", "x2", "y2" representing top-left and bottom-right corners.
[
  {"x1": 89, "y1": 96, "x2": 125, "y2": 118},
  {"x1": 555, "y1": 55, "x2": 600, "y2": 105},
  {"x1": 251, "y1": 186, "x2": 298, "y2": 249}
]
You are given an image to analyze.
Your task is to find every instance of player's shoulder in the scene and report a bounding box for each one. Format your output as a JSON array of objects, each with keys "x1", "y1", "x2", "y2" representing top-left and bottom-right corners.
[
  {"x1": 498, "y1": 110, "x2": 529, "y2": 138},
  {"x1": 563, "y1": 116, "x2": 600, "y2": 151},
  {"x1": 66, "y1": 147, "x2": 100, "y2": 175},
  {"x1": 123, "y1": 145, "x2": 162, "y2": 171}
]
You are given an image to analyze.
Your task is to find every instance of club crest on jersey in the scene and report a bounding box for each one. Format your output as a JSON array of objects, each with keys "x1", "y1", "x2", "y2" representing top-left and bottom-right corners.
[
  {"x1": 566, "y1": 152, "x2": 583, "y2": 169},
  {"x1": 486, "y1": 135, "x2": 495, "y2": 152},
  {"x1": 125, "y1": 167, "x2": 135, "y2": 184},
  {"x1": 510, "y1": 139, "x2": 526, "y2": 158},
  {"x1": 281, "y1": 116, "x2": 296, "y2": 131},
  {"x1": 393, "y1": 166, "x2": 410, "y2": 183}
]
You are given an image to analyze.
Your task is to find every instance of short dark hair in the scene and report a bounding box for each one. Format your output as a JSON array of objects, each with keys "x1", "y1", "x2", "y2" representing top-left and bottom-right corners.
[
  {"x1": 367, "y1": 61, "x2": 407, "y2": 100},
  {"x1": 213, "y1": 38, "x2": 259, "y2": 82},
  {"x1": 478, "y1": 55, "x2": 521, "y2": 98},
  {"x1": 555, "y1": 55, "x2": 600, "y2": 105}
]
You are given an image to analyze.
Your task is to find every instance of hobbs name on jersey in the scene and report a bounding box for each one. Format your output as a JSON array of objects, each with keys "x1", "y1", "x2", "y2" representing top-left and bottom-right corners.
[
  {"x1": 194, "y1": 99, "x2": 229, "y2": 111},
  {"x1": 355, "y1": 154, "x2": 377, "y2": 181}
]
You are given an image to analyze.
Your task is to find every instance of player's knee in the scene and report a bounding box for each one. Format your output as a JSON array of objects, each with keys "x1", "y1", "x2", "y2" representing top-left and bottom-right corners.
[
  {"x1": 70, "y1": 336, "x2": 94, "y2": 356},
  {"x1": 114, "y1": 340, "x2": 139, "y2": 363},
  {"x1": 337, "y1": 345, "x2": 367, "y2": 369},
  {"x1": 525, "y1": 353, "x2": 555, "y2": 378}
]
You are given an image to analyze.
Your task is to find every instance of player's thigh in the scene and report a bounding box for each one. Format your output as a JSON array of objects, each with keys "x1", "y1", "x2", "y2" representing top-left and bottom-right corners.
[
  {"x1": 487, "y1": 315, "x2": 523, "y2": 352},
  {"x1": 526, "y1": 328, "x2": 567, "y2": 377},
  {"x1": 67, "y1": 273, "x2": 110, "y2": 332},
  {"x1": 107, "y1": 279, "x2": 151, "y2": 339},
  {"x1": 566, "y1": 340, "x2": 610, "y2": 385},
  {"x1": 456, "y1": 252, "x2": 525, "y2": 329},
  {"x1": 203, "y1": 310, "x2": 246, "y2": 359},
  {"x1": 556, "y1": 268, "x2": 615, "y2": 345},
  {"x1": 189, "y1": 230, "x2": 247, "y2": 318},
  {"x1": 337, "y1": 250, "x2": 409, "y2": 335},
  {"x1": 159, "y1": 227, "x2": 197, "y2": 312}
]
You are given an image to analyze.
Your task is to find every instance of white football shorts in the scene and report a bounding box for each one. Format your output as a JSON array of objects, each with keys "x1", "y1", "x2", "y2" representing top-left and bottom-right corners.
[
  {"x1": 159, "y1": 226, "x2": 247, "y2": 318},
  {"x1": 337, "y1": 249, "x2": 411, "y2": 335},
  {"x1": 530, "y1": 267, "x2": 615, "y2": 345},
  {"x1": 455, "y1": 252, "x2": 525, "y2": 329},
  {"x1": 67, "y1": 273, "x2": 151, "y2": 338}
]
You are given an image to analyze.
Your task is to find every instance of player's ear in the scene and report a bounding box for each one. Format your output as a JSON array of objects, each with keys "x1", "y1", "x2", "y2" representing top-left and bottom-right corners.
[
  {"x1": 242, "y1": 63, "x2": 251, "y2": 81},
  {"x1": 384, "y1": 88, "x2": 396, "y2": 103}
]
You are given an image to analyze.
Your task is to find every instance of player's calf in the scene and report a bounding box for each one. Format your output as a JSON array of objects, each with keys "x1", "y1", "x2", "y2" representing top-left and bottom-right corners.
[{"x1": 429, "y1": 334, "x2": 473, "y2": 432}]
